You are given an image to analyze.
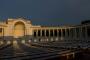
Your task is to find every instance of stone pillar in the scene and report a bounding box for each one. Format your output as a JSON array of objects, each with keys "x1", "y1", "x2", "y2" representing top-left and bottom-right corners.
[
  {"x1": 80, "y1": 27, "x2": 82, "y2": 40},
  {"x1": 1, "y1": 28, "x2": 3, "y2": 37},
  {"x1": 2, "y1": 28, "x2": 4, "y2": 40},
  {"x1": 85, "y1": 26, "x2": 88, "y2": 41},
  {"x1": 72, "y1": 28, "x2": 74, "y2": 40},
  {"x1": 78, "y1": 27, "x2": 80, "y2": 40},
  {"x1": 40, "y1": 29, "x2": 42, "y2": 37},
  {"x1": 65, "y1": 28, "x2": 67, "y2": 38},
  {"x1": 61, "y1": 29, "x2": 63, "y2": 40},
  {"x1": 73, "y1": 28, "x2": 75, "y2": 40},
  {"x1": 56, "y1": 29, "x2": 58, "y2": 37},
  {"x1": 36, "y1": 29, "x2": 38, "y2": 37},
  {"x1": 53, "y1": 29, "x2": 55, "y2": 37},
  {"x1": 25, "y1": 27, "x2": 27, "y2": 36},
  {"x1": 61, "y1": 29, "x2": 62, "y2": 37},
  {"x1": 74, "y1": 28, "x2": 77, "y2": 40},
  {"x1": 69, "y1": 28, "x2": 71, "y2": 40},
  {"x1": 45, "y1": 29, "x2": 46, "y2": 37},
  {"x1": 57, "y1": 29, "x2": 59, "y2": 37},
  {"x1": 66, "y1": 28, "x2": 69, "y2": 39},
  {"x1": 49, "y1": 29, "x2": 50, "y2": 37}
]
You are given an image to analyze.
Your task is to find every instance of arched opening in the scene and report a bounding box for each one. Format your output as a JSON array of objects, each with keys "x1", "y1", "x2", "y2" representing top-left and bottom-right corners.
[{"x1": 14, "y1": 22, "x2": 25, "y2": 38}]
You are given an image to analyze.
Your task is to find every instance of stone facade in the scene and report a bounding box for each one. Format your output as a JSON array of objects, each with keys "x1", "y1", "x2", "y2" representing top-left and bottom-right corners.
[
  {"x1": 0, "y1": 18, "x2": 90, "y2": 42},
  {"x1": 0, "y1": 18, "x2": 40, "y2": 40}
]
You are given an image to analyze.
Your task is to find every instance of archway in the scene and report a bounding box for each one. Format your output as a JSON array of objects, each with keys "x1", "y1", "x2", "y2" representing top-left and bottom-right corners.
[{"x1": 14, "y1": 22, "x2": 25, "y2": 38}]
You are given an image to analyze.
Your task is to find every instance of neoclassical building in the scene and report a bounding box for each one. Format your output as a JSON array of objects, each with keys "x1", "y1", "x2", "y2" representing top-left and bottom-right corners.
[{"x1": 0, "y1": 18, "x2": 90, "y2": 42}]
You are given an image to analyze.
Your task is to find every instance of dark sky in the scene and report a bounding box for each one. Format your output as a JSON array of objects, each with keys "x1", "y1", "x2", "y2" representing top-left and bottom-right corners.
[{"x1": 0, "y1": 0, "x2": 90, "y2": 25}]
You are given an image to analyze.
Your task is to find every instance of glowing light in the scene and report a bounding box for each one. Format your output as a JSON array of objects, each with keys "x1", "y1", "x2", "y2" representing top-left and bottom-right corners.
[
  {"x1": 34, "y1": 39, "x2": 37, "y2": 42},
  {"x1": 0, "y1": 41, "x2": 3, "y2": 45},
  {"x1": 13, "y1": 40, "x2": 17, "y2": 44},
  {"x1": 22, "y1": 40, "x2": 25, "y2": 44},
  {"x1": 56, "y1": 37, "x2": 59, "y2": 41},
  {"x1": 46, "y1": 38, "x2": 49, "y2": 42},
  {"x1": 12, "y1": 40, "x2": 24, "y2": 54},
  {"x1": 7, "y1": 41, "x2": 11, "y2": 44},
  {"x1": 40, "y1": 39, "x2": 43, "y2": 42},
  {"x1": 28, "y1": 40, "x2": 31, "y2": 43},
  {"x1": 51, "y1": 38, "x2": 53, "y2": 41}
]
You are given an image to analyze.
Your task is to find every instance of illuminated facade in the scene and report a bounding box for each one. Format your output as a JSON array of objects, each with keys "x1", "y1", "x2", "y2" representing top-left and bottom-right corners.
[{"x1": 0, "y1": 18, "x2": 90, "y2": 42}]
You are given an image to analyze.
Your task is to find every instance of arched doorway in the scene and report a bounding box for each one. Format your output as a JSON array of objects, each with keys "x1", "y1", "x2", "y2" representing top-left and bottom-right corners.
[{"x1": 14, "y1": 22, "x2": 25, "y2": 38}]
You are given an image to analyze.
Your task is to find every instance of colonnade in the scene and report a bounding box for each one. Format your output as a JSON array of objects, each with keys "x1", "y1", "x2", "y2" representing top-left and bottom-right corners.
[
  {"x1": 33, "y1": 25, "x2": 90, "y2": 40},
  {"x1": 0, "y1": 25, "x2": 89, "y2": 41}
]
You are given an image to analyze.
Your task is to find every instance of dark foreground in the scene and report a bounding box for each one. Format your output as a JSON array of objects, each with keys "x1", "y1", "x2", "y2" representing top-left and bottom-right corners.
[{"x1": 0, "y1": 40, "x2": 90, "y2": 60}]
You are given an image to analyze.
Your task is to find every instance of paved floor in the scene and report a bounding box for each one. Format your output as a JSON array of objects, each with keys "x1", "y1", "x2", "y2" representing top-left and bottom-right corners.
[{"x1": 0, "y1": 41, "x2": 68, "y2": 60}]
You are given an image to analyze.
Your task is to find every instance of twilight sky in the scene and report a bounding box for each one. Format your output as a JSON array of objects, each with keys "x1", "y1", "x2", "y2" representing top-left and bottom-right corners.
[{"x1": 0, "y1": 0, "x2": 90, "y2": 25}]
